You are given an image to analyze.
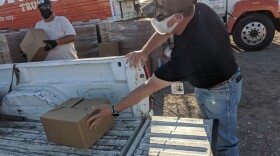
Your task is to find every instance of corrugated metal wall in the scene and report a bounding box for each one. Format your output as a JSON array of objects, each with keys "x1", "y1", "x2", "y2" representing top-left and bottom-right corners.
[{"x1": 0, "y1": 0, "x2": 112, "y2": 29}]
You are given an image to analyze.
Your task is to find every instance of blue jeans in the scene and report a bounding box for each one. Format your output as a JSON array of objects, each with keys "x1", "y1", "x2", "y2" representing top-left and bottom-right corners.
[{"x1": 194, "y1": 69, "x2": 242, "y2": 156}]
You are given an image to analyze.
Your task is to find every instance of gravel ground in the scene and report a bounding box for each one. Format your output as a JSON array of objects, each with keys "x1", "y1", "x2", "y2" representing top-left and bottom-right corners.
[{"x1": 152, "y1": 32, "x2": 280, "y2": 156}]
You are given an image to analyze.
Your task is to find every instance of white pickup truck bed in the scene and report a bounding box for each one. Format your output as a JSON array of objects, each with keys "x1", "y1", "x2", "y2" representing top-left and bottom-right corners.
[{"x1": 0, "y1": 57, "x2": 215, "y2": 156}]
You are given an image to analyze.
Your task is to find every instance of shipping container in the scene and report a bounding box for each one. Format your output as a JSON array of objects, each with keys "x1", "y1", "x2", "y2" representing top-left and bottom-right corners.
[{"x1": 0, "y1": 0, "x2": 116, "y2": 29}]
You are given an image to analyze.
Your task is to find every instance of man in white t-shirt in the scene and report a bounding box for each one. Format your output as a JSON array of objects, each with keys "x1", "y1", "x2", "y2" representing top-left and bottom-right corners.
[{"x1": 35, "y1": 0, "x2": 78, "y2": 61}]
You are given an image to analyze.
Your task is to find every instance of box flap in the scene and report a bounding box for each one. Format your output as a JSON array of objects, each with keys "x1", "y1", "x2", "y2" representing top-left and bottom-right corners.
[
  {"x1": 41, "y1": 98, "x2": 111, "y2": 122},
  {"x1": 54, "y1": 98, "x2": 84, "y2": 110},
  {"x1": 72, "y1": 98, "x2": 110, "y2": 111}
]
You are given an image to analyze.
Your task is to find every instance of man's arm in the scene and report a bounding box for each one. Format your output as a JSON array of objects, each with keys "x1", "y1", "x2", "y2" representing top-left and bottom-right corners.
[
  {"x1": 86, "y1": 75, "x2": 173, "y2": 130},
  {"x1": 56, "y1": 16, "x2": 77, "y2": 45},
  {"x1": 44, "y1": 35, "x2": 76, "y2": 51},
  {"x1": 115, "y1": 75, "x2": 172, "y2": 112},
  {"x1": 56, "y1": 35, "x2": 76, "y2": 45},
  {"x1": 126, "y1": 32, "x2": 172, "y2": 68},
  {"x1": 142, "y1": 32, "x2": 172, "y2": 56}
]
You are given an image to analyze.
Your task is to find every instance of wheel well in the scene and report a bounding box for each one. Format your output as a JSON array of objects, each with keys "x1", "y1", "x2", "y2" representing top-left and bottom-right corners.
[{"x1": 231, "y1": 10, "x2": 277, "y2": 34}]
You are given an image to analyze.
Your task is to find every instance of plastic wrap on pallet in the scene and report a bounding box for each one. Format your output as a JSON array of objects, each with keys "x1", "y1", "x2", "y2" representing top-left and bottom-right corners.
[
  {"x1": 99, "y1": 19, "x2": 155, "y2": 55},
  {"x1": 0, "y1": 34, "x2": 9, "y2": 64},
  {"x1": 0, "y1": 51, "x2": 12, "y2": 64},
  {"x1": 74, "y1": 25, "x2": 99, "y2": 58},
  {"x1": 0, "y1": 34, "x2": 8, "y2": 53},
  {"x1": 0, "y1": 30, "x2": 27, "y2": 64}
]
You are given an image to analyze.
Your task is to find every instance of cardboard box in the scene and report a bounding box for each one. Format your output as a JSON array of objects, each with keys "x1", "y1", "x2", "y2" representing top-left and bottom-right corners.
[
  {"x1": 20, "y1": 29, "x2": 49, "y2": 62},
  {"x1": 98, "y1": 41, "x2": 120, "y2": 57},
  {"x1": 40, "y1": 98, "x2": 115, "y2": 149}
]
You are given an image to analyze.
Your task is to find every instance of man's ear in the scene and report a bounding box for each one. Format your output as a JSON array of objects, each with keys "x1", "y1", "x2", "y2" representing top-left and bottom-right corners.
[
  {"x1": 167, "y1": 14, "x2": 182, "y2": 27},
  {"x1": 174, "y1": 13, "x2": 184, "y2": 23}
]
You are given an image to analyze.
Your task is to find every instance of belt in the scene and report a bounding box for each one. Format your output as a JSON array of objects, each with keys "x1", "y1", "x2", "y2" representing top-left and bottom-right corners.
[{"x1": 210, "y1": 72, "x2": 242, "y2": 88}]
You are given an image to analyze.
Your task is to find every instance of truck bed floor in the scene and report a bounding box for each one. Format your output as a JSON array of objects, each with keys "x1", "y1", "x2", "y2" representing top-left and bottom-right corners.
[{"x1": 0, "y1": 116, "x2": 143, "y2": 156}]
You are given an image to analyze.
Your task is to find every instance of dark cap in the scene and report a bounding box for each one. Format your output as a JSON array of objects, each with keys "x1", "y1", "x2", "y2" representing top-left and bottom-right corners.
[
  {"x1": 142, "y1": 0, "x2": 194, "y2": 21},
  {"x1": 37, "y1": 0, "x2": 52, "y2": 7}
]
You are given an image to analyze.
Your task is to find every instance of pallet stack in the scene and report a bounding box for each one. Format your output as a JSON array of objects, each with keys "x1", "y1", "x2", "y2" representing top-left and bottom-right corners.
[
  {"x1": 99, "y1": 19, "x2": 169, "y2": 73},
  {"x1": 99, "y1": 19, "x2": 154, "y2": 55},
  {"x1": 0, "y1": 19, "x2": 170, "y2": 74},
  {"x1": 74, "y1": 25, "x2": 99, "y2": 58},
  {"x1": 0, "y1": 33, "x2": 9, "y2": 64},
  {"x1": 0, "y1": 30, "x2": 27, "y2": 64}
]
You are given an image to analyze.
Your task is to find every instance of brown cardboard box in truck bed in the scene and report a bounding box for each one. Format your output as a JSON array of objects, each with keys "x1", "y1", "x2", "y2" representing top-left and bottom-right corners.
[
  {"x1": 20, "y1": 29, "x2": 49, "y2": 62},
  {"x1": 40, "y1": 98, "x2": 115, "y2": 149}
]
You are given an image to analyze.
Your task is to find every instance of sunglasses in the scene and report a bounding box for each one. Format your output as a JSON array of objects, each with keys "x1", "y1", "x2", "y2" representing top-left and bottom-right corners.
[
  {"x1": 38, "y1": 5, "x2": 52, "y2": 10},
  {"x1": 154, "y1": 8, "x2": 173, "y2": 22}
]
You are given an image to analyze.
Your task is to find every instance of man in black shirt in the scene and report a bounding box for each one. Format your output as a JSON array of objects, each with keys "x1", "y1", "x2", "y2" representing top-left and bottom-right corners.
[{"x1": 87, "y1": 0, "x2": 242, "y2": 155}]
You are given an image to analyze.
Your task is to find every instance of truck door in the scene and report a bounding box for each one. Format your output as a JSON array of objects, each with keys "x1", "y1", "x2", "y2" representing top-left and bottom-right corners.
[{"x1": 197, "y1": 0, "x2": 227, "y2": 18}]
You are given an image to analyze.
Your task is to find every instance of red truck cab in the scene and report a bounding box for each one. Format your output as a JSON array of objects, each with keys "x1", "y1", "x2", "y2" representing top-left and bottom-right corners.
[{"x1": 227, "y1": 0, "x2": 280, "y2": 50}]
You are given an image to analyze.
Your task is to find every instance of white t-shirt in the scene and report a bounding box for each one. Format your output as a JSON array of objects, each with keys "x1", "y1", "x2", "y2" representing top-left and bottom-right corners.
[{"x1": 35, "y1": 16, "x2": 78, "y2": 61}]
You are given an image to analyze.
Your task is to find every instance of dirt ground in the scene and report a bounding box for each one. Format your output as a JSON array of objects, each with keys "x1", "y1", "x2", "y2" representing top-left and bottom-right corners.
[{"x1": 152, "y1": 32, "x2": 280, "y2": 156}]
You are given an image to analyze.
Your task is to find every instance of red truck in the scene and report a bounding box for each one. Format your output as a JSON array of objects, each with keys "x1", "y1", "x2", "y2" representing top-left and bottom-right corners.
[{"x1": 199, "y1": 0, "x2": 280, "y2": 51}]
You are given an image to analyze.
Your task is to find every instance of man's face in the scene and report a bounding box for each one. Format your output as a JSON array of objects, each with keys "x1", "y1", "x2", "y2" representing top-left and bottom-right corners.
[
  {"x1": 152, "y1": 0, "x2": 194, "y2": 21},
  {"x1": 38, "y1": 4, "x2": 53, "y2": 19},
  {"x1": 151, "y1": 13, "x2": 183, "y2": 35}
]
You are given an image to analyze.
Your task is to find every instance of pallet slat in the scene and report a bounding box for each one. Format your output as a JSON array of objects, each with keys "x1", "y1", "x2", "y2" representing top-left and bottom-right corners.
[{"x1": 132, "y1": 116, "x2": 215, "y2": 156}]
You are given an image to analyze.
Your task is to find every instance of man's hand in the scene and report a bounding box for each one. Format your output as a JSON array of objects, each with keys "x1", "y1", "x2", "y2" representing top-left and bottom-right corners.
[
  {"x1": 44, "y1": 40, "x2": 58, "y2": 51},
  {"x1": 86, "y1": 105, "x2": 112, "y2": 130},
  {"x1": 125, "y1": 50, "x2": 148, "y2": 69}
]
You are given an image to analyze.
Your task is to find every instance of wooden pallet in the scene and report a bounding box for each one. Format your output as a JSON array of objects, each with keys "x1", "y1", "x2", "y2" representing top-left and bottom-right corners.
[{"x1": 128, "y1": 116, "x2": 217, "y2": 156}]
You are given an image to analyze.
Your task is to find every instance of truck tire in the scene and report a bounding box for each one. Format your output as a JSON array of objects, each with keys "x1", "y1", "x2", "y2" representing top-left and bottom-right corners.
[{"x1": 232, "y1": 13, "x2": 275, "y2": 51}]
